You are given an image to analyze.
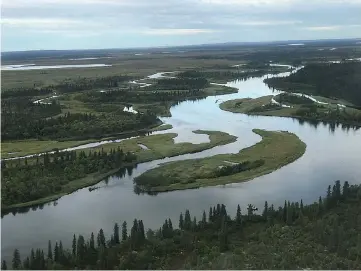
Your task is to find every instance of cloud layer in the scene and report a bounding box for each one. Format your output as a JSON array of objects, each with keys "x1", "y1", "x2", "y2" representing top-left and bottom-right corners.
[{"x1": 1, "y1": 0, "x2": 361, "y2": 51}]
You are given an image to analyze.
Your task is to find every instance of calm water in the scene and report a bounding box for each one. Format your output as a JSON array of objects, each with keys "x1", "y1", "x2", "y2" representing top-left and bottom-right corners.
[
  {"x1": 1, "y1": 64, "x2": 111, "y2": 71},
  {"x1": 2, "y1": 69, "x2": 361, "y2": 261}
]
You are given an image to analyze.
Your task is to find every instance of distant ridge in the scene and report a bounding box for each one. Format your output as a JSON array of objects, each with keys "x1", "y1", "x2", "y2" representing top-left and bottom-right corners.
[{"x1": 2, "y1": 38, "x2": 360, "y2": 62}]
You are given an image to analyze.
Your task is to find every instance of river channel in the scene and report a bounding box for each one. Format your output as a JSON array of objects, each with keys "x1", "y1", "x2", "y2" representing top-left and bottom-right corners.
[{"x1": 2, "y1": 68, "x2": 361, "y2": 260}]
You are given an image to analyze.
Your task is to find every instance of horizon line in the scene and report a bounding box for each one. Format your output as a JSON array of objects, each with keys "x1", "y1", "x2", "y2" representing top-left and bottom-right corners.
[{"x1": 2, "y1": 37, "x2": 361, "y2": 54}]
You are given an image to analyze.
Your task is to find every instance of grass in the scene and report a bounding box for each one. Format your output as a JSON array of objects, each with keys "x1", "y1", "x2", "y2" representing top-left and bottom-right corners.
[
  {"x1": 1, "y1": 139, "x2": 94, "y2": 159},
  {"x1": 85, "y1": 130, "x2": 237, "y2": 163},
  {"x1": 151, "y1": 124, "x2": 173, "y2": 131},
  {"x1": 134, "y1": 129, "x2": 306, "y2": 192},
  {"x1": 2, "y1": 130, "x2": 237, "y2": 210}
]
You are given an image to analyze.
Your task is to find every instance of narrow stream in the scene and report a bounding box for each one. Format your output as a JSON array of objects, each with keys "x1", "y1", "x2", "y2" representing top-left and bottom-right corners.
[{"x1": 2, "y1": 67, "x2": 361, "y2": 261}]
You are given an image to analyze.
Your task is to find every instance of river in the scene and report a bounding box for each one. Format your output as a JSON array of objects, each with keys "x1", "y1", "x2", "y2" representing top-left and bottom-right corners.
[{"x1": 2, "y1": 68, "x2": 361, "y2": 261}]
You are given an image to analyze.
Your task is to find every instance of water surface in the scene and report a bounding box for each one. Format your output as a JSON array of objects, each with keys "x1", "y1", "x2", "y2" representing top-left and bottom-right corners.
[{"x1": 2, "y1": 68, "x2": 361, "y2": 261}]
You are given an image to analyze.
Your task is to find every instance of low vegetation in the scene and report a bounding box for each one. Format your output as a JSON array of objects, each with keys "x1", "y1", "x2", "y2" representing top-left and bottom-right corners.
[
  {"x1": 150, "y1": 124, "x2": 173, "y2": 132},
  {"x1": 1, "y1": 130, "x2": 237, "y2": 210},
  {"x1": 134, "y1": 129, "x2": 306, "y2": 192},
  {"x1": 220, "y1": 94, "x2": 361, "y2": 126},
  {"x1": 264, "y1": 62, "x2": 361, "y2": 107},
  {"x1": 4, "y1": 181, "x2": 361, "y2": 270}
]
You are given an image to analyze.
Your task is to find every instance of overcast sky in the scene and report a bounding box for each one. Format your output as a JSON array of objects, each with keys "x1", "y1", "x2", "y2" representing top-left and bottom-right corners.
[{"x1": 1, "y1": 0, "x2": 361, "y2": 51}]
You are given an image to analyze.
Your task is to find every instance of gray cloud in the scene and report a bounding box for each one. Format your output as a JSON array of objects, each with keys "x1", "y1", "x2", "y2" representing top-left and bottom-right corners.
[{"x1": 2, "y1": 0, "x2": 361, "y2": 50}]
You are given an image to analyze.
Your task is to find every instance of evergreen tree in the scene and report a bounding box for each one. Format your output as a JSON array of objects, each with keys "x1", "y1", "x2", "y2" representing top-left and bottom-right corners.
[
  {"x1": 90, "y1": 232, "x2": 95, "y2": 249},
  {"x1": 12, "y1": 249, "x2": 21, "y2": 270},
  {"x1": 283, "y1": 200, "x2": 288, "y2": 223},
  {"x1": 72, "y1": 234, "x2": 77, "y2": 256},
  {"x1": 219, "y1": 216, "x2": 228, "y2": 252},
  {"x1": 30, "y1": 249, "x2": 35, "y2": 269},
  {"x1": 54, "y1": 242, "x2": 59, "y2": 262},
  {"x1": 77, "y1": 235, "x2": 86, "y2": 265},
  {"x1": 122, "y1": 221, "x2": 128, "y2": 241},
  {"x1": 300, "y1": 199, "x2": 304, "y2": 212},
  {"x1": 179, "y1": 213, "x2": 184, "y2": 229},
  {"x1": 262, "y1": 201, "x2": 268, "y2": 220},
  {"x1": 202, "y1": 210, "x2": 207, "y2": 228},
  {"x1": 113, "y1": 223, "x2": 120, "y2": 244},
  {"x1": 58, "y1": 241, "x2": 64, "y2": 264},
  {"x1": 138, "y1": 220, "x2": 145, "y2": 242},
  {"x1": 23, "y1": 257, "x2": 30, "y2": 270},
  {"x1": 97, "y1": 229, "x2": 106, "y2": 248},
  {"x1": 335, "y1": 180, "x2": 341, "y2": 200},
  {"x1": 168, "y1": 218, "x2": 173, "y2": 231},
  {"x1": 47, "y1": 240, "x2": 53, "y2": 260},
  {"x1": 326, "y1": 185, "x2": 332, "y2": 208},
  {"x1": 342, "y1": 181, "x2": 350, "y2": 199},
  {"x1": 318, "y1": 196, "x2": 323, "y2": 215},
  {"x1": 236, "y1": 204, "x2": 242, "y2": 228},
  {"x1": 192, "y1": 217, "x2": 197, "y2": 231},
  {"x1": 2, "y1": 260, "x2": 7, "y2": 270},
  {"x1": 286, "y1": 201, "x2": 292, "y2": 225},
  {"x1": 209, "y1": 207, "x2": 213, "y2": 222},
  {"x1": 184, "y1": 210, "x2": 192, "y2": 230}
]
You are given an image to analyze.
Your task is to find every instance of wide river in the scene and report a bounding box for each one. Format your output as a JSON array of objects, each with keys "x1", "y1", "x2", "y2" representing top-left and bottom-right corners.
[{"x1": 2, "y1": 68, "x2": 361, "y2": 261}]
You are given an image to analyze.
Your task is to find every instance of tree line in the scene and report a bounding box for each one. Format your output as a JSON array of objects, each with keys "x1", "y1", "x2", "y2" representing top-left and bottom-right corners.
[
  {"x1": 2, "y1": 107, "x2": 158, "y2": 141},
  {"x1": 76, "y1": 88, "x2": 209, "y2": 105},
  {"x1": 3, "y1": 180, "x2": 361, "y2": 269},
  {"x1": 1, "y1": 147, "x2": 137, "y2": 207},
  {"x1": 1, "y1": 75, "x2": 133, "y2": 99},
  {"x1": 265, "y1": 62, "x2": 361, "y2": 107}
]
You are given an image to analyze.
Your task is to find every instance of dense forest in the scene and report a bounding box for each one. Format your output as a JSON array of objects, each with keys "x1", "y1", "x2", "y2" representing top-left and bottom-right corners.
[
  {"x1": 75, "y1": 88, "x2": 208, "y2": 104},
  {"x1": 1, "y1": 97, "x2": 158, "y2": 141},
  {"x1": 1, "y1": 75, "x2": 133, "y2": 98},
  {"x1": 1, "y1": 148, "x2": 136, "y2": 207},
  {"x1": 2, "y1": 181, "x2": 360, "y2": 269},
  {"x1": 265, "y1": 62, "x2": 361, "y2": 107}
]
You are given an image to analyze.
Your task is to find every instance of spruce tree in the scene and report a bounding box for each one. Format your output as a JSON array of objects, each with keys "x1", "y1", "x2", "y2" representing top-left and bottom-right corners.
[
  {"x1": 97, "y1": 229, "x2": 106, "y2": 248},
  {"x1": 2, "y1": 260, "x2": 7, "y2": 270},
  {"x1": 219, "y1": 216, "x2": 229, "y2": 252},
  {"x1": 262, "y1": 201, "x2": 268, "y2": 220},
  {"x1": 12, "y1": 249, "x2": 21, "y2": 270},
  {"x1": 283, "y1": 200, "x2": 287, "y2": 223},
  {"x1": 138, "y1": 220, "x2": 145, "y2": 242},
  {"x1": 209, "y1": 207, "x2": 213, "y2": 222},
  {"x1": 72, "y1": 234, "x2": 77, "y2": 256},
  {"x1": 113, "y1": 223, "x2": 120, "y2": 244},
  {"x1": 47, "y1": 240, "x2": 53, "y2": 260},
  {"x1": 168, "y1": 218, "x2": 173, "y2": 231},
  {"x1": 184, "y1": 210, "x2": 191, "y2": 230},
  {"x1": 342, "y1": 181, "x2": 350, "y2": 199},
  {"x1": 122, "y1": 221, "x2": 128, "y2": 241},
  {"x1": 90, "y1": 232, "x2": 95, "y2": 249},
  {"x1": 179, "y1": 213, "x2": 184, "y2": 229},
  {"x1": 236, "y1": 204, "x2": 242, "y2": 228},
  {"x1": 23, "y1": 257, "x2": 30, "y2": 270},
  {"x1": 54, "y1": 242, "x2": 59, "y2": 262},
  {"x1": 202, "y1": 210, "x2": 207, "y2": 228},
  {"x1": 192, "y1": 216, "x2": 197, "y2": 231},
  {"x1": 58, "y1": 241, "x2": 64, "y2": 263}
]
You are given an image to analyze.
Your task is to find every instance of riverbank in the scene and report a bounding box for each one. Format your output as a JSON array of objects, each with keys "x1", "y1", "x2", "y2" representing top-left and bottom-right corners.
[
  {"x1": 134, "y1": 129, "x2": 306, "y2": 192},
  {"x1": 219, "y1": 95, "x2": 361, "y2": 127},
  {"x1": 2, "y1": 130, "x2": 237, "y2": 211}
]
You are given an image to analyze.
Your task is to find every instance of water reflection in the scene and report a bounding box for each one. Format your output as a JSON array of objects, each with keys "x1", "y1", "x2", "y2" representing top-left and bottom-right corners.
[{"x1": 2, "y1": 68, "x2": 361, "y2": 262}]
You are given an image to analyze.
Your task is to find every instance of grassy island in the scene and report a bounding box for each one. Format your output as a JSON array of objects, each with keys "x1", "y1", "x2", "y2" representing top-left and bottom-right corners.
[
  {"x1": 134, "y1": 129, "x2": 306, "y2": 192},
  {"x1": 2, "y1": 130, "x2": 237, "y2": 210},
  {"x1": 219, "y1": 94, "x2": 361, "y2": 126}
]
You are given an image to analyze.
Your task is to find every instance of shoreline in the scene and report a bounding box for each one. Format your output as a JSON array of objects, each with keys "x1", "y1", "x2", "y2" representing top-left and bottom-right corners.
[
  {"x1": 2, "y1": 130, "x2": 237, "y2": 213},
  {"x1": 134, "y1": 129, "x2": 306, "y2": 193},
  {"x1": 220, "y1": 97, "x2": 361, "y2": 128}
]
